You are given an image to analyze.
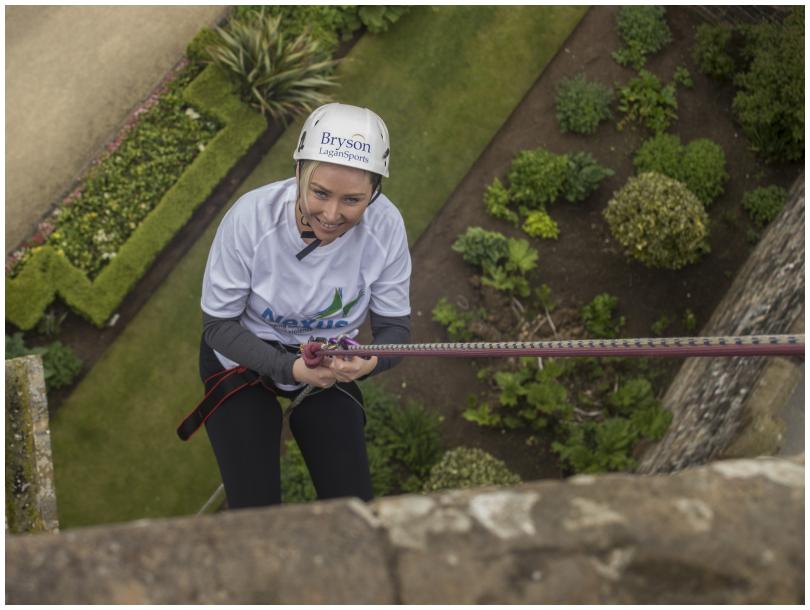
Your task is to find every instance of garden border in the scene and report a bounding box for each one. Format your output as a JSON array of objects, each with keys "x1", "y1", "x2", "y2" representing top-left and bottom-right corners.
[{"x1": 5, "y1": 65, "x2": 266, "y2": 330}]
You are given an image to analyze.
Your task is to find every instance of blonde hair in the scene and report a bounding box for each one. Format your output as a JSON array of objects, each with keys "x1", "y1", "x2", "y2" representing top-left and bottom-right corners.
[{"x1": 297, "y1": 160, "x2": 377, "y2": 208}]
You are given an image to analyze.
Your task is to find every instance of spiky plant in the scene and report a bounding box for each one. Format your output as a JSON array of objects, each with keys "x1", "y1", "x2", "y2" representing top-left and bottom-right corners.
[{"x1": 206, "y1": 10, "x2": 340, "y2": 124}]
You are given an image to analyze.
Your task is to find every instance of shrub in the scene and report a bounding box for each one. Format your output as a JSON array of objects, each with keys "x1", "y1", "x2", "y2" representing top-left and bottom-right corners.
[
  {"x1": 673, "y1": 65, "x2": 693, "y2": 88},
  {"x1": 452, "y1": 228, "x2": 538, "y2": 297},
  {"x1": 356, "y1": 6, "x2": 412, "y2": 33},
  {"x1": 693, "y1": 23, "x2": 736, "y2": 80},
  {"x1": 581, "y1": 293, "x2": 626, "y2": 339},
  {"x1": 522, "y1": 210, "x2": 559, "y2": 240},
  {"x1": 5, "y1": 333, "x2": 83, "y2": 393},
  {"x1": 552, "y1": 378, "x2": 672, "y2": 474},
  {"x1": 432, "y1": 298, "x2": 476, "y2": 341},
  {"x1": 423, "y1": 447, "x2": 521, "y2": 492},
  {"x1": 617, "y1": 69, "x2": 678, "y2": 133},
  {"x1": 281, "y1": 381, "x2": 442, "y2": 502},
  {"x1": 555, "y1": 74, "x2": 613, "y2": 135},
  {"x1": 682, "y1": 308, "x2": 697, "y2": 332},
  {"x1": 507, "y1": 149, "x2": 569, "y2": 208},
  {"x1": 186, "y1": 27, "x2": 219, "y2": 65},
  {"x1": 612, "y1": 6, "x2": 672, "y2": 69},
  {"x1": 650, "y1": 314, "x2": 672, "y2": 336},
  {"x1": 603, "y1": 172, "x2": 710, "y2": 270},
  {"x1": 451, "y1": 227, "x2": 509, "y2": 270},
  {"x1": 742, "y1": 185, "x2": 788, "y2": 229},
  {"x1": 732, "y1": 7, "x2": 804, "y2": 162},
  {"x1": 465, "y1": 359, "x2": 573, "y2": 432},
  {"x1": 483, "y1": 178, "x2": 519, "y2": 224},
  {"x1": 634, "y1": 134, "x2": 728, "y2": 206},
  {"x1": 562, "y1": 152, "x2": 615, "y2": 203},
  {"x1": 207, "y1": 10, "x2": 339, "y2": 123}
]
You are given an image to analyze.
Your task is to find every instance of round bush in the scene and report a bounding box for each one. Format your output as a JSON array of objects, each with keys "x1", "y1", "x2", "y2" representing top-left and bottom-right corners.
[
  {"x1": 634, "y1": 134, "x2": 728, "y2": 206},
  {"x1": 423, "y1": 447, "x2": 521, "y2": 492},
  {"x1": 555, "y1": 74, "x2": 613, "y2": 135},
  {"x1": 742, "y1": 185, "x2": 787, "y2": 228},
  {"x1": 603, "y1": 172, "x2": 710, "y2": 270}
]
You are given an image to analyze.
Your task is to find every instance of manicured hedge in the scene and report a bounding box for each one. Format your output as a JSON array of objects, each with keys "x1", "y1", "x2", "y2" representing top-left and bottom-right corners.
[{"x1": 5, "y1": 66, "x2": 266, "y2": 330}]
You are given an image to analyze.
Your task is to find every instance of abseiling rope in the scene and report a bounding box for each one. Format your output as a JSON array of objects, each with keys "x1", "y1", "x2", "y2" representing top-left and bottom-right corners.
[{"x1": 317, "y1": 334, "x2": 804, "y2": 359}]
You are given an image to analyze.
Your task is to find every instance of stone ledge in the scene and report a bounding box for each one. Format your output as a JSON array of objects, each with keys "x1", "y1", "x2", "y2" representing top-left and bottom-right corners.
[{"x1": 6, "y1": 456, "x2": 803, "y2": 604}]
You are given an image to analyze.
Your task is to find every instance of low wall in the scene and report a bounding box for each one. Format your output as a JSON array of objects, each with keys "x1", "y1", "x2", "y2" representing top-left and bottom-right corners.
[
  {"x1": 638, "y1": 174, "x2": 804, "y2": 474},
  {"x1": 5, "y1": 355, "x2": 59, "y2": 533},
  {"x1": 5, "y1": 456, "x2": 804, "y2": 604}
]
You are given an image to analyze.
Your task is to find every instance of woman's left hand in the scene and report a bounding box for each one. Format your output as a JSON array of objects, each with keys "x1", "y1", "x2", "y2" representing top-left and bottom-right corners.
[{"x1": 325, "y1": 355, "x2": 378, "y2": 382}]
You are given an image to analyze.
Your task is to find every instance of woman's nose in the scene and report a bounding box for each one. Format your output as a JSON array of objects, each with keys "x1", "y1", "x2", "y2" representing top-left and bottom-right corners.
[{"x1": 321, "y1": 198, "x2": 341, "y2": 221}]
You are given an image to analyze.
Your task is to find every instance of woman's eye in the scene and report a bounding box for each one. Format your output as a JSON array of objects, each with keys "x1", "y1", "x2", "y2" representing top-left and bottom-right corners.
[
  {"x1": 344, "y1": 198, "x2": 360, "y2": 205},
  {"x1": 313, "y1": 190, "x2": 328, "y2": 199}
]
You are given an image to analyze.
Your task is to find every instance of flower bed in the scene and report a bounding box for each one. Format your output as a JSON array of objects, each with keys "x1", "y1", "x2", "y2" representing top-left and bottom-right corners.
[{"x1": 5, "y1": 64, "x2": 266, "y2": 329}]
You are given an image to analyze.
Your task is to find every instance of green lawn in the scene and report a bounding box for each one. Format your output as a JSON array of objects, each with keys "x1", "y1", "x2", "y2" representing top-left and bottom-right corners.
[{"x1": 50, "y1": 5, "x2": 587, "y2": 528}]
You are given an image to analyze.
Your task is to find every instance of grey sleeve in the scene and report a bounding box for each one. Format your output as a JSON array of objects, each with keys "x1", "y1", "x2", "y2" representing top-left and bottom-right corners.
[
  {"x1": 202, "y1": 312, "x2": 297, "y2": 385},
  {"x1": 366, "y1": 310, "x2": 411, "y2": 376}
]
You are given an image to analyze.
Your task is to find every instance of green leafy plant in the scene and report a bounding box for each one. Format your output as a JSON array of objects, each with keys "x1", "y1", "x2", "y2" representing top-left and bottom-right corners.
[
  {"x1": 432, "y1": 297, "x2": 476, "y2": 341},
  {"x1": 742, "y1": 185, "x2": 787, "y2": 229},
  {"x1": 650, "y1": 314, "x2": 672, "y2": 336},
  {"x1": 452, "y1": 228, "x2": 538, "y2": 297},
  {"x1": 281, "y1": 381, "x2": 442, "y2": 502},
  {"x1": 555, "y1": 73, "x2": 614, "y2": 134},
  {"x1": 466, "y1": 358, "x2": 573, "y2": 432},
  {"x1": 692, "y1": 23, "x2": 736, "y2": 80},
  {"x1": 673, "y1": 65, "x2": 693, "y2": 88},
  {"x1": 35, "y1": 309, "x2": 68, "y2": 338},
  {"x1": 580, "y1": 293, "x2": 625, "y2": 339},
  {"x1": 616, "y1": 69, "x2": 678, "y2": 133},
  {"x1": 522, "y1": 210, "x2": 559, "y2": 240},
  {"x1": 423, "y1": 447, "x2": 521, "y2": 492},
  {"x1": 612, "y1": 6, "x2": 672, "y2": 69},
  {"x1": 603, "y1": 172, "x2": 710, "y2": 270},
  {"x1": 562, "y1": 152, "x2": 615, "y2": 203},
  {"x1": 507, "y1": 148, "x2": 570, "y2": 209},
  {"x1": 5, "y1": 333, "x2": 83, "y2": 393},
  {"x1": 634, "y1": 133, "x2": 729, "y2": 206},
  {"x1": 552, "y1": 377, "x2": 671, "y2": 474},
  {"x1": 682, "y1": 308, "x2": 697, "y2": 333},
  {"x1": 356, "y1": 5, "x2": 411, "y2": 33},
  {"x1": 732, "y1": 7, "x2": 804, "y2": 162},
  {"x1": 186, "y1": 27, "x2": 220, "y2": 65},
  {"x1": 451, "y1": 227, "x2": 509, "y2": 270},
  {"x1": 483, "y1": 178, "x2": 519, "y2": 224},
  {"x1": 206, "y1": 10, "x2": 339, "y2": 123}
]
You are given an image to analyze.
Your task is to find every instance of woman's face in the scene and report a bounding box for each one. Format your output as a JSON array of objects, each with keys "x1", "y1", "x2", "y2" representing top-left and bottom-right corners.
[{"x1": 299, "y1": 163, "x2": 375, "y2": 244}]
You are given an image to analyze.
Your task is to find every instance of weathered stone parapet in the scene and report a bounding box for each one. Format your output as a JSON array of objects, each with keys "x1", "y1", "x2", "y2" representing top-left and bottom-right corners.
[
  {"x1": 6, "y1": 456, "x2": 803, "y2": 604},
  {"x1": 638, "y1": 173, "x2": 805, "y2": 474},
  {"x1": 5, "y1": 355, "x2": 59, "y2": 533}
]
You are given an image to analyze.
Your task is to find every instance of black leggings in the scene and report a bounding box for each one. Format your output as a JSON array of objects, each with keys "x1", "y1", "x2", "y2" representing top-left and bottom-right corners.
[{"x1": 199, "y1": 339, "x2": 373, "y2": 509}]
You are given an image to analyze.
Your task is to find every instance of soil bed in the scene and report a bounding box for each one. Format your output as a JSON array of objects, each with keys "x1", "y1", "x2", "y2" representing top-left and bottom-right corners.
[{"x1": 364, "y1": 6, "x2": 802, "y2": 482}]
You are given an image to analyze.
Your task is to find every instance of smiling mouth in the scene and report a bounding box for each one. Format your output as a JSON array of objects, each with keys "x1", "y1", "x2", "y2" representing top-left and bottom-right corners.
[{"x1": 316, "y1": 217, "x2": 344, "y2": 231}]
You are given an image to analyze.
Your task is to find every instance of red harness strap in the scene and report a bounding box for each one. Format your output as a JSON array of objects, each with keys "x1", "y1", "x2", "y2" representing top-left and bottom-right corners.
[{"x1": 176, "y1": 367, "x2": 276, "y2": 441}]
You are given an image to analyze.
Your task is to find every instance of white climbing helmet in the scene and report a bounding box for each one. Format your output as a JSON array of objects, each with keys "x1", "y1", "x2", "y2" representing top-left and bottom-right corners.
[{"x1": 293, "y1": 103, "x2": 390, "y2": 177}]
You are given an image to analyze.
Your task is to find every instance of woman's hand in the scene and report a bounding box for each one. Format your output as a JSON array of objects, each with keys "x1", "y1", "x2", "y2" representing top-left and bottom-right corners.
[
  {"x1": 326, "y1": 355, "x2": 378, "y2": 382},
  {"x1": 292, "y1": 357, "x2": 338, "y2": 388}
]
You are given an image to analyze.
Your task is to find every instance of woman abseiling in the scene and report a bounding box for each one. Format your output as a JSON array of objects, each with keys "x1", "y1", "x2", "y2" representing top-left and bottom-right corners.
[{"x1": 191, "y1": 103, "x2": 411, "y2": 508}]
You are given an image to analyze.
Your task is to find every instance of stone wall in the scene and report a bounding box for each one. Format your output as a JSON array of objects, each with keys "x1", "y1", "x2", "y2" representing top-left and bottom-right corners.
[
  {"x1": 638, "y1": 174, "x2": 804, "y2": 474},
  {"x1": 5, "y1": 355, "x2": 59, "y2": 533},
  {"x1": 5, "y1": 456, "x2": 804, "y2": 604}
]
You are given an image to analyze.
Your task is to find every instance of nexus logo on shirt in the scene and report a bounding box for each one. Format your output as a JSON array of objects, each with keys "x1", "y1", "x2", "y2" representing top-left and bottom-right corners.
[{"x1": 260, "y1": 288, "x2": 365, "y2": 332}]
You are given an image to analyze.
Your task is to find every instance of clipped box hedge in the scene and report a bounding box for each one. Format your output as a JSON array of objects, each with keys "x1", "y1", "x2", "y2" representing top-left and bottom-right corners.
[{"x1": 6, "y1": 66, "x2": 266, "y2": 329}]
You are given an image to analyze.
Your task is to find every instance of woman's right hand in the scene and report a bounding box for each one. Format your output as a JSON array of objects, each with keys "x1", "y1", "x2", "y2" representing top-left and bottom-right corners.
[{"x1": 292, "y1": 357, "x2": 337, "y2": 389}]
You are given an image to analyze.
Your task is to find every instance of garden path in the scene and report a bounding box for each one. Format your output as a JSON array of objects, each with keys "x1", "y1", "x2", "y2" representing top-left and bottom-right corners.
[{"x1": 5, "y1": 5, "x2": 228, "y2": 253}]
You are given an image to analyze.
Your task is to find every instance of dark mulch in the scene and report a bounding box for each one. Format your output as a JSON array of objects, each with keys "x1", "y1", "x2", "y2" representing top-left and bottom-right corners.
[{"x1": 363, "y1": 6, "x2": 802, "y2": 482}]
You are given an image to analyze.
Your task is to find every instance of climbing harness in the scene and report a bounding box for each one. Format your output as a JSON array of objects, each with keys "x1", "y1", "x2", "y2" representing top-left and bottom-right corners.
[
  {"x1": 308, "y1": 334, "x2": 805, "y2": 360},
  {"x1": 177, "y1": 337, "x2": 364, "y2": 441}
]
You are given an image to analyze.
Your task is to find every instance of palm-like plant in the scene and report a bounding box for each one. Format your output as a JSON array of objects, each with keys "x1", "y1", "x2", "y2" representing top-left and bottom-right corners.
[{"x1": 207, "y1": 10, "x2": 340, "y2": 124}]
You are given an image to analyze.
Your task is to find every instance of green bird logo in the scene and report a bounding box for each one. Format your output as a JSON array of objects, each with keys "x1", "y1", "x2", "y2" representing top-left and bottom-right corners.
[{"x1": 314, "y1": 288, "x2": 365, "y2": 319}]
